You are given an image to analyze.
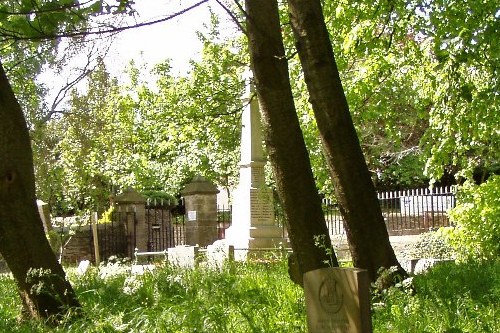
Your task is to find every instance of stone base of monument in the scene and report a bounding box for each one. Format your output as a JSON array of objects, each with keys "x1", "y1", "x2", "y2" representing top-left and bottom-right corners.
[
  {"x1": 247, "y1": 237, "x2": 285, "y2": 248},
  {"x1": 225, "y1": 224, "x2": 287, "y2": 261},
  {"x1": 304, "y1": 267, "x2": 372, "y2": 333}
]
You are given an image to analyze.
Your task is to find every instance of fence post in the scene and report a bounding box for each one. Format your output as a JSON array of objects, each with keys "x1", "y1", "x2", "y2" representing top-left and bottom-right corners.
[{"x1": 91, "y1": 211, "x2": 100, "y2": 266}]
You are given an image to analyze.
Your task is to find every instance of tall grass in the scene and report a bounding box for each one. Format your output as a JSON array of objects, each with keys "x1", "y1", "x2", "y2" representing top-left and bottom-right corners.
[
  {"x1": 0, "y1": 257, "x2": 498, "y2": 332},
  {"x1": 0, "y1": 257, "x2": 306, "y2": 332},
  {"x1": 372, "y1": 260, "x2": 500, "y2": 332}
]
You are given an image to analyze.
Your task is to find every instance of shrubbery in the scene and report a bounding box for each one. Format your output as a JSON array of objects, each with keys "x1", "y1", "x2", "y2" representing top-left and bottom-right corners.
[
  {"x1": 404, "y1": 230, "x2": 457, "y2": 259},
  {"x1": 444, "y1": 175, "x2": 500, "y2": 260}
]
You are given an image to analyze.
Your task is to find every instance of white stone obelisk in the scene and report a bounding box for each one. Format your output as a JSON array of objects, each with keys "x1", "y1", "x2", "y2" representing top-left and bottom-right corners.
[{"x1": 225, "y1": 70, "x2": 286, "y2": 259}]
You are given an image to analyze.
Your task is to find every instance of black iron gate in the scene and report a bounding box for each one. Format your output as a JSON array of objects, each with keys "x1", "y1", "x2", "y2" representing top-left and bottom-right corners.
[
  {"x1": 146, "y1": 201, "x2": 175, "y2": 252},
  {"x1": 91, "y1": 208, "x2": 137, "y2": 262},
  {"x1": 91, "y1": 202, "x2": 186, "y2": 262}
]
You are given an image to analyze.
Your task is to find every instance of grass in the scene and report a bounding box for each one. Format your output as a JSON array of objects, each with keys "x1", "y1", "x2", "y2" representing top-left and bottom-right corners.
[
  {"x1": 0, "y1": 257, "x2": 498, "y2": 332},
  {"x1": 372, "y1": 260, "x2": 500, "y2": 332},
  {"x1": 0, "y1": 256, "x2": 305, "y2": 333}
]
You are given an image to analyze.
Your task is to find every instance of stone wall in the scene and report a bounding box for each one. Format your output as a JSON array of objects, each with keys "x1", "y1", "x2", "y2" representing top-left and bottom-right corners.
[
  {"x1": 59, "y1": 223, "x2": 128, "y2": 265},
  {"x1": 60, "y1": 225, "x2": 93, "y2": 265}
]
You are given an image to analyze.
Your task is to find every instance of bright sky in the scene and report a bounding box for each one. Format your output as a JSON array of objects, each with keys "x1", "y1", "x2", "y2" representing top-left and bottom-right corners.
[
  {"x1": 107, "y1": 0, "x2": 234, "y2": 77},
  {"x1": 38, "y1": 1, "x2": 238, "y2": 108}
]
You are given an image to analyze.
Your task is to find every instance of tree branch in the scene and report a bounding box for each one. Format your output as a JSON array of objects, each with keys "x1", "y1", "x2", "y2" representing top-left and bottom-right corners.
[
  {"x1": 0, "y1": 0, "x2": 94, "y2": 16},
  {"x1": 214, "y1": 0, "x2": 247, "y2": 35},
  {"x1": 0, "y1": 0, "x2": 209, "y2": 42}
]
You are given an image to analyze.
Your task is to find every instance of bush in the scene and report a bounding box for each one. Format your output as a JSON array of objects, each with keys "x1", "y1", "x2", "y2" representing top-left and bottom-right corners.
[
  {"x1": 446, "y1": 176, "x2": 500, "y2": 260},
  {"x1": 404, "y1": 231, "x2": 457, "y2": 259},
  {"x1": 142, "y1": 190, "x2": 176, "y2": 206}
]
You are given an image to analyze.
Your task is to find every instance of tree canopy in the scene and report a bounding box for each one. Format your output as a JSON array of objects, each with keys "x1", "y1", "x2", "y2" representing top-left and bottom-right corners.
[
  {"x1": 2, "y1": 0, "x2": 498, "y2": 211},
  {"x1": 0, "y1": 0, "x2": 498, "y2": 322}
]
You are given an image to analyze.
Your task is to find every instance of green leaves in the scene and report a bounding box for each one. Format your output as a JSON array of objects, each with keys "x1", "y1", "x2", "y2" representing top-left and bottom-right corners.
[
  {"x1": 288, "y1": 0, "x2": 434, "y2": 189},
  {"x1": 447, "y1": 176, "x2": 500, "y2": 260},
  {"x1": 313, "y1": 0, "x2": 500, "y2": 186},
  {"x1": 31, "y1": 20, "x2": 246, "y2": 212},
  {"x1": 5, "y1": 0, "x2": 497, "y2": 210}
]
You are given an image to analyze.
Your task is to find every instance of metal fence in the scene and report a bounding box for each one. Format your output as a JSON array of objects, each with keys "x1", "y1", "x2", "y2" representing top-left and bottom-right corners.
[
  {"x1": 217, "y1": 205, "x2": 232, "y2": 239},
  {"x1": 91, "y1": 205, "x2": 232, "y2": 262},
  {"x1": 322, "y1": 186, "x2": 455, "y2": 235},
  {"x1": 378, "y1": 186, "x2": 455, "y2": 235},
  {"x1": 68, "y1": 186, "x2": 456, "y2": 263},
  {"x1": 145, "y1": 201, "x2": 179, "y2": 251},
  {"x1": 91, "y1": 209, "x2": 136, "y2": 262},
  {"x1": 217, "y1": 186, "x2": 456, "y2": 237}
]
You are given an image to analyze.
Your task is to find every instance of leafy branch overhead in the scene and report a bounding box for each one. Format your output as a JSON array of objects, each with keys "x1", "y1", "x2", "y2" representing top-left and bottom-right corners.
[{"x1": 0, "y1": 1, "x2": 209, "y2": 41}]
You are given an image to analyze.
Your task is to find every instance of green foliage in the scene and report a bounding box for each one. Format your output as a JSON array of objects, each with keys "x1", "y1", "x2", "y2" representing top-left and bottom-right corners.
[
  {"x1": 133, "y1": 21, "x2": 245, "y2": 194},
  {"x1": 97, "y1": 206, "x2": 114, "y2": 224},
  {"x1": 287, "y1": 0, "x2": 499, "y2": 188},
  {"x1": 373, "y1": 260, "x2": 500, "y2": 332},
  {"x1": 420, "y1": 0, "x2": 499, "y2": 182},
  {"x1": 1, "y1": 258, "x2": 498, "y2": 332},
  {"x1": 0, "y1": 0, "x2": 132, "y2": 41},
  {"x1": 445, "y1": 175, "x2": 500, "y2": 260},
  {"x1": 377, "y1": 154, "x2": 428, "y2": 189},
  {"x1": 0, "y1": 258, "x2": 306, "y2": 332},
  {"x1": 142, "y1": 191, "x2": 176, "y2": 206},
  {"x1": 372, "y1": 266, "x2": 406, "y2": 293},
  {"x1": 0, "y1": 0, "x2": 124, "y2": 126},
  {"x1": 308, "y1": 0, "x2": 433, "y2": 189},
  {"x1": 26, "y1": 268, "x2": 62, "y2": 298},
  {"x1": 403, "y1": 231, "x2": 457, "y2": 260},
  {"x1": 313, "y1": 234, "x2": 337, "y2": 267},
  {"x1": 5, "y1": 0, "x2": 498, "y2": 208},
  {"x1": 31, "y1": 18, "x2": 245, "y2": 212}
]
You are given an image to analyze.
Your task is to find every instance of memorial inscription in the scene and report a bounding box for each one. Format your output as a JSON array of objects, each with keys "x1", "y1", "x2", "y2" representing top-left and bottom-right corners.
[
  {"x1": 304, "y1": 267, "x2": 371, "y2": 333},
  {"x1": 249, "y1": 190, "x2": 274, "y2": 224}
]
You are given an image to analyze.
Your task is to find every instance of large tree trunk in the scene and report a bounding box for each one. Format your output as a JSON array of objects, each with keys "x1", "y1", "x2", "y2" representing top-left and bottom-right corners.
[
  {"x1": 0, "y1": 61, "x2": 80, "y2": 322},
  {"x1": 287, "y1": 0, "x2": 405, "y2": 280},
  {"x1": 245, "y1": 0, "x2": 338, "y2": 277}
]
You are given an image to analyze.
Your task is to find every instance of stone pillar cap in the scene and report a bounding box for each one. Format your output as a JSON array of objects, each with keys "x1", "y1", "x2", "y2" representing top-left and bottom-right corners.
[{"x1": 181, "y1": 175, "x2": 220, "y2": 196}]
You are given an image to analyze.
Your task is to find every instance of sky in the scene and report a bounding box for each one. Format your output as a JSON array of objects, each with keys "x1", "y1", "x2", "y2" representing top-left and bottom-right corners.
[
  {"x1": 38, "y1": 1, "x2": 237, "y2": 108},
  {"x1": 107, "y1": 0, "x2": 234, "y2": 77}
]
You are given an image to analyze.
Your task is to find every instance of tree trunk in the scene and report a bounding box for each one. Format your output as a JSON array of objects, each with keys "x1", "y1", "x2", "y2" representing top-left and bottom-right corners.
[
  {"x1": 0, "y1": 61, "x2": 81, "y2": 322},
  {"x1": 245, "y1": 0, "x2": 338, "y2": 279},
  {"x1": 287, "y1": 0, "x2": 405, "y2": 280}
]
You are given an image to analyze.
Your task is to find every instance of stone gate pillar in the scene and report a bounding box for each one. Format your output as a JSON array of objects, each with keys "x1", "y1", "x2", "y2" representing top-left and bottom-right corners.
[
  {"x1": 181, "y1": 176, "x2": 219, "y2": 247},
  {"x1": 113, "y1": 188, "x2": 147, "y2": 252}
]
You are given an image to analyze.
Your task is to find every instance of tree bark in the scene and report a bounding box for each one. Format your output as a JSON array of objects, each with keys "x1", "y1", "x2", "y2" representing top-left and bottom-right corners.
[
  {"x1": 0, "y1": 61, "x2": 80, "y2": 322},
  {"x1": 287, "y1": 0, "x2": 405, "y2": 280},
  {"x1": 245, "y1": 0, "x2": 338, "y2": 278}
]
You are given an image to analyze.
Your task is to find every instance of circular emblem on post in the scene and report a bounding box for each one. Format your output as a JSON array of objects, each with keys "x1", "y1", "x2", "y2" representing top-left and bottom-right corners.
[{"x1": 318, "y1": 276, "x2": 343, "y2": 314}]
